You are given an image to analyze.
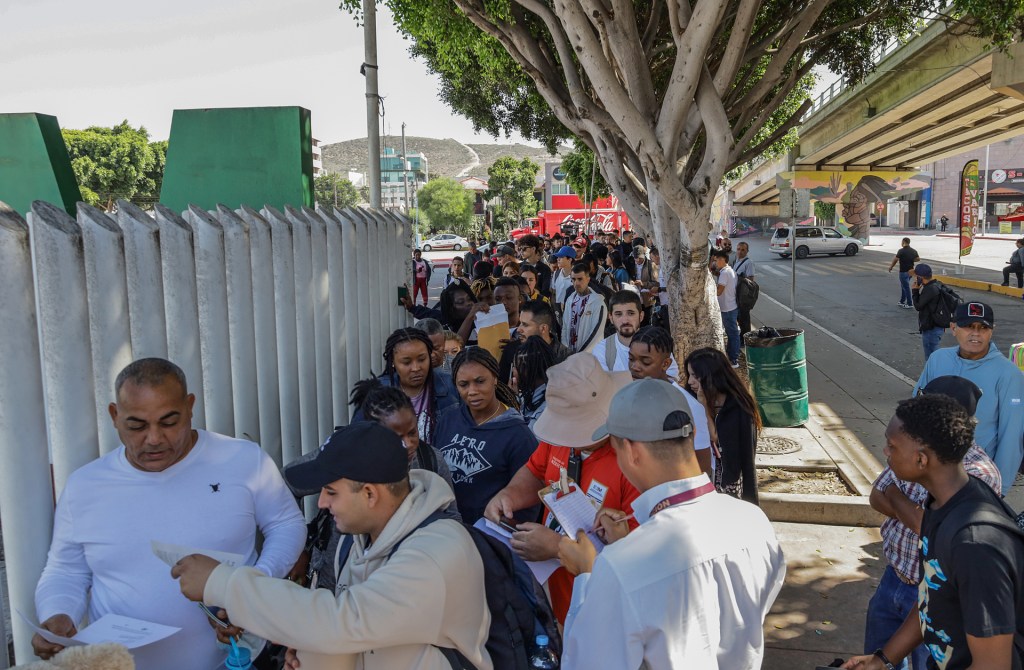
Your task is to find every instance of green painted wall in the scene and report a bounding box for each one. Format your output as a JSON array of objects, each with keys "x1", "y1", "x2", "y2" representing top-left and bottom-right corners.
[
  {"x1": 0, "y1": 113, "x2": 82, "y2": 215},
  {"x1": 160, "y1": 106, "x2": 314, "y2": 212}
]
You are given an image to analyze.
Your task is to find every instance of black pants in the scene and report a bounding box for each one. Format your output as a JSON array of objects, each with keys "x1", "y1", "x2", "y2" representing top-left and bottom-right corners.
[
  {"x1": 738, "y1": 307, "x2": 752, "y2": 337},
  {"x1": 1002, "y1": 264, "x2": 1023, "y2": 288}
]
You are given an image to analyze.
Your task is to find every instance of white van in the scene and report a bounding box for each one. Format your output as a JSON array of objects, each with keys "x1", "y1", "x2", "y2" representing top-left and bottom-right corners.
[{"x1": 769, "y1": 226, "x2": 862, "y2": 259}]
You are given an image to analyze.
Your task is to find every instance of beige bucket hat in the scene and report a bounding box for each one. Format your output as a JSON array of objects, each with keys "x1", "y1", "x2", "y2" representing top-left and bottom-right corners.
[{"x1": 532, "y1": 353, "x2": 632, "y2": 448}]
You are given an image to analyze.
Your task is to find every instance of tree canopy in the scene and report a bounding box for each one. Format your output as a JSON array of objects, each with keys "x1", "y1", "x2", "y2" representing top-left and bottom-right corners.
[
  {"x1": 343, "y1": 0, "x2": 1021, "y2": 354},
  {"x1": 417, "y1": 177, "x2": 476, "y2": 235},
  {"x1": 62, "y1": 121, "x2": 164, "y2": 209},
  {"x1": 314, "y1": 173, "x2": 363, "y2": 210},
  {"x1": 485, "y1": 156, "x2": 540, "y2": 233}
]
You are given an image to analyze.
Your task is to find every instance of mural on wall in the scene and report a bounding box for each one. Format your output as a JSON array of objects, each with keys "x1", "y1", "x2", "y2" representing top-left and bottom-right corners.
[{"x1": 777, "y1": 170, "x2": 932, "y2": 239}]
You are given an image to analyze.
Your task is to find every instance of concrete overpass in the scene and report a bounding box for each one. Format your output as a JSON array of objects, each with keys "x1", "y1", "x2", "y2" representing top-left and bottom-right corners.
[{"x1": 729, "y1": 20, "x2": 1024, "y2": 213}]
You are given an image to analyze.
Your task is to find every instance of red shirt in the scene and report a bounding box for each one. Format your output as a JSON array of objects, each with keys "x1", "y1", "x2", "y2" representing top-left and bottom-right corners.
[{"x1": 525, "y1": 440, "x2": 640, "y2": 623}]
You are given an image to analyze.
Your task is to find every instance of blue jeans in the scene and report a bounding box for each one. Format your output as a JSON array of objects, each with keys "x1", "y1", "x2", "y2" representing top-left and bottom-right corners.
[
  {"x1": 898, "y1": 272, "x2": 912, "y2": 305},
  {"x1": 722, "y1": 308, "x2": 740, "y2": 364},
  {"x1": 864, "y1": 566, "x2": 931, "y2": 670},
  {"x1": 921, "y1": 327, "x2": 944, "y2": 361}
]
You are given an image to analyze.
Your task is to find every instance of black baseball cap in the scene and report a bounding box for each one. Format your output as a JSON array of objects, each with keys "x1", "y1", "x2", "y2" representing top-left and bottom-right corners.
[
  {"x1": 284, "y1": 422, "x2": 409, "y2": 493},
  {"x1": 954, "y1": 301, "x2": 994, "y2": 328},
  {"x1": 920, "y1": 376, "x2": 983, "y2": 417}
]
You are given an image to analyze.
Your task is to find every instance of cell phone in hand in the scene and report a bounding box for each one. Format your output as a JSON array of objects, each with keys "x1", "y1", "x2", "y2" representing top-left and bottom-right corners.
[
  {"x1": 498, "y1": 517, "x2": 519, "y2": 533},
  {"x1": 397, "y1": 285, "x2": 409, "y2": 306}
]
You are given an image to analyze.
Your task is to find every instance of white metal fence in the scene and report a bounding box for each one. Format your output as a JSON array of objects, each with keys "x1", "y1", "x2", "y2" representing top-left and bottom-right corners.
[{"x1": 0, "y1": 199, "x2": 411, "y2": 665}]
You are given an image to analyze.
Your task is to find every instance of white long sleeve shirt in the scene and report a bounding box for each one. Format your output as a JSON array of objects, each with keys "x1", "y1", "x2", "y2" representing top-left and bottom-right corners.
[
  {"x1": 35, "y1": 430, "x2": 305, "y2": 670},
  {"x1": 562, "y1": 475, "x2": 786, "y2": 670}
]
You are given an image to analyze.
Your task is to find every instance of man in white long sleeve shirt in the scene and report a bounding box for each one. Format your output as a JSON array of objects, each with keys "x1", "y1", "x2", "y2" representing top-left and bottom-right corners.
[
  {"x1": 33, "y1": 358, "x2": 305, "y2": 670},
  {"x1": 557, "y1": 379, "x2": 786, "y2": 670}
]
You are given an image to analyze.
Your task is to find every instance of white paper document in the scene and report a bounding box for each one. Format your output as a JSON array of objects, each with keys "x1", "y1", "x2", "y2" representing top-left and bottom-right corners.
[
  {"x1": 473, "y1": 518, "x2": 562, "y2": 584},
  {"x1": 151, "y1": 540, "x2": 246, "y2": 568},
  {"x1": 540, "y1": 486, "x2": 605, "y2": 553},
  {"x1": 19, "y1": 611, "x2": 179, "y2": 649}
]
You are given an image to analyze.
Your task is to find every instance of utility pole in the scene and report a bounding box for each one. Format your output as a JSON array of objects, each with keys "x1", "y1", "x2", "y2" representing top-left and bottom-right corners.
[
  {"x1": 401, "y1": 123, "x2": 411, "y2": 215},
  {"x1": 361, "y1": 0, "x2": 381, "y2": 208}
]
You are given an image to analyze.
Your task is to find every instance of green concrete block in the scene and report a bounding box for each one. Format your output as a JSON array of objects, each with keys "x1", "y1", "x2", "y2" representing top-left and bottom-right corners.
[
  {"x1": 0, "y1": 113, "x2": 82, "y2": 216},
  {"x1": 160, "y1": 106, "x2": 314, "y2": 211}
]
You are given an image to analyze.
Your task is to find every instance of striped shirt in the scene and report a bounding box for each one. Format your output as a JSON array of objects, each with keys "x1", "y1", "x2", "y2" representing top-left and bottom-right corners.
[{"x1": 875, "y1": 445, "x2": 1002, "y2": 583}]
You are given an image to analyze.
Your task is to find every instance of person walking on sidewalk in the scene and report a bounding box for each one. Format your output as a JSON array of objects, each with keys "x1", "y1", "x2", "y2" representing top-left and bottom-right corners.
[
  {"x1": 843, "y1": 394, "x2": 1024, "y2": 670},
  {"x1": 863, "y1": 376, "x2": 1002, "y2": 670},
  {"x1": 888, "y1": 237, "x2": 919, "y2": 309},
  {"x1": 909, "y1": 264, "x2": 947, "y2": 361},
  {"x1": 999, "y1": 238, "x2": 1024, "y2": 288},
  {"x1": 913, "y1": 302, "x2": 1024, "y2": 495}
]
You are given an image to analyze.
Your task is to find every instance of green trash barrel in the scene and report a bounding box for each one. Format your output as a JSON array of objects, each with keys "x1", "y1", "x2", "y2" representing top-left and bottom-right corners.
[{"x1": 743, "y1": 328, "x2": 809, "y2": 427}]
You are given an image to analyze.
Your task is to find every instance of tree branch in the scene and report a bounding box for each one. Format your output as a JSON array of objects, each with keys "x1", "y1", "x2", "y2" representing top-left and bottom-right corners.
[
  {"x1": 656, "y1": 0, "x2": 729, "y2": 159},
  {"x1": 688, "y1": 67, "x2": 734, "y2": 202},
  {"x1": 712, "y1": 0, "x2": 763, "y2": 95},
  {"x1": 731, "y1": 98, "x2": 811, "y2": 167}
]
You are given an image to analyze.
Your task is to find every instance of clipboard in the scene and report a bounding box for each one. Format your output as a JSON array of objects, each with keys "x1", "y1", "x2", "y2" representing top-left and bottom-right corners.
[{"x1": 538, "y1": 474, "x2": 603, "y2": 552}]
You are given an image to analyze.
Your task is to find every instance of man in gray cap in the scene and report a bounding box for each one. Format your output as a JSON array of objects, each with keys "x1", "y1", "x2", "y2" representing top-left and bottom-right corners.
[{"x1": 557, "y1": 378, "x2": 786, "y2": 670}]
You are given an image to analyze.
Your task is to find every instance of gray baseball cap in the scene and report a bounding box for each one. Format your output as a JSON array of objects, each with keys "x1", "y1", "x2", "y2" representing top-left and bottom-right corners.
[{"x1": 592, "y1": 378, "x2": 693, "y2": 442}]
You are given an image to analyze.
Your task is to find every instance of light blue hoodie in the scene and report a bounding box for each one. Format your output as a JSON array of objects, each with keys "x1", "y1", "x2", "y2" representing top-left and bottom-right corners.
[{"x1": 915, "y1": 343, "x2": 1024, "y2": 494}]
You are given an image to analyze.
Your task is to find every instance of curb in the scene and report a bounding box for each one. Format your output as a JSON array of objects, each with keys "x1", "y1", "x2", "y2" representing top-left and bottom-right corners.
[
  {"x1": 761, "y1": 492, "x2": 884, "y2": 526},
  {"x1": 939, "y1": 275, "x2": 1024, "y2": 299},
  {"x1": 802, "y1": 414, "x2": 882, "y2": 497}
]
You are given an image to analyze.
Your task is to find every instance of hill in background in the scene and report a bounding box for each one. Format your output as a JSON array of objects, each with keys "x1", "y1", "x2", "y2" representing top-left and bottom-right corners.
[{"x1": 321, "y1": 136, "x2": 571, "y2": 181}]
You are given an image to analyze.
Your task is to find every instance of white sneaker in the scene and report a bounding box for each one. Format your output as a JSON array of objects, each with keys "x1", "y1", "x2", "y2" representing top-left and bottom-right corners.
[{"x1": 731, "y1": 362, "x2": 740, "y2": 369}]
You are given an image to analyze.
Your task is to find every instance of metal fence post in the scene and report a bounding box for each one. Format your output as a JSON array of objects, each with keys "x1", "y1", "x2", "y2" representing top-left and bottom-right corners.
[
  {"x1": 154, "y1": 205, "x2": 206, "y2": 427},
  {"x1": 78, "y1": 204, "x2": 133, "y2": 454},
  {"x1": 320, "y1": 209, "x2": 350, "y2": 425},
  {"x1": 184, "y1": 206, "x2": 235, "y2": 436},
  {"x1": 215, "y1": 206, "x2": 260, "y2": 444},
  {"x1": 285, "y1": 206, "x2": 320, "y2": 458},
  {"x1": 351, "y1": 209, "x2": 373, "y2": 379},
  {"x1": 337, "y1": 208, "x2": 364, "y2": 390},
  {"x1": 262, "y1": 207, "x2": 302, "y2": 465},
  {"x1": 237, "y1": 206, "x2": 283, "y2": 466},
  {"x1": 0, "y1": 205, "x2": 55, "y2": 664},
  {"x1": 117, "y1": 202, "x2": 168, "y2": 358},
  {"x1": 27, "y1": 202, "x2": 99, "y2": 495},
  {"x1": 303, "y1": 207, "x2": 335, "y2": 438}
]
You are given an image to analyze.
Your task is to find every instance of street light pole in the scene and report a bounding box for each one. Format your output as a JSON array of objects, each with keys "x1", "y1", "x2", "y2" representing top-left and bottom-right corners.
[{"x1": 361, "y1": 0, "x2": 381, "y2": 209}]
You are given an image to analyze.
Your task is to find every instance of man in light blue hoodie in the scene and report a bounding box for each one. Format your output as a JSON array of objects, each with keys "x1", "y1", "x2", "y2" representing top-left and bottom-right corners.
[{"x1": 914, "y1": 301, "x2": 1024, "y2": 494}]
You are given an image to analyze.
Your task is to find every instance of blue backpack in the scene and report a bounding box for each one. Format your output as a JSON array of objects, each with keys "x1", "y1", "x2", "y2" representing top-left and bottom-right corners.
[{"x1": 340, "y1": 509, "x2": 562, "y2": 670}]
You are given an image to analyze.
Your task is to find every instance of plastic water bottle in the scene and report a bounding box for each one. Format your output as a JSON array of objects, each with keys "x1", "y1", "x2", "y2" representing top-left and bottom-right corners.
[
  {"x1": 529, "y1": 634, "x2": 559, "y2": 669},
  {"x1": 223, "y1": 638, "x2": 253, "y2": 670}
]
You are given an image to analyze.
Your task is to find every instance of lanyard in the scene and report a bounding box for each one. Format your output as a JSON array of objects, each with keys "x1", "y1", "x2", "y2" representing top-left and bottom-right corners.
[
  {"x1": 569, "y1": 293, "x2": 590, "y2": 346},
  {"x1": 650, "y1": 482, "x2": 716, "y2": 516}
]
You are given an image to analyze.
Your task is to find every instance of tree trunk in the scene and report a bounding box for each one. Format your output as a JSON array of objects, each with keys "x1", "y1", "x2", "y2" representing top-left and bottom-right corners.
[{"x1": 648, "y1": 189, "x2": 724, "y2": 368}]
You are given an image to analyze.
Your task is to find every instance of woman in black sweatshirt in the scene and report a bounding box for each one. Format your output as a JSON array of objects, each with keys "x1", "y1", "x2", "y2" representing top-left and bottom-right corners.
[{"x1": 684, "y1": 347, "x2": 762, "y2": 505}]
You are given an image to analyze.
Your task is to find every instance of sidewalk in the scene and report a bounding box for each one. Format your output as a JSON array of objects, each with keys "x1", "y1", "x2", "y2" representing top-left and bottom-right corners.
[{"x1": 751, "y1": 294, "x2": 902, "y2": 668}]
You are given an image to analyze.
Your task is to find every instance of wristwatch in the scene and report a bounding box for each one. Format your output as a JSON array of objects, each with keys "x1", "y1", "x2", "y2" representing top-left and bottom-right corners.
[{"x1": 872, "y1": 649, "x2": 896, "y2": 670}]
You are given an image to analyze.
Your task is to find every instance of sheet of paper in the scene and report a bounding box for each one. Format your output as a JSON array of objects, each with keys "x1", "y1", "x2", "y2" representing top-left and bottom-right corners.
[
  {"x1": 474, "y1": 303, "x2": 511, "y2": 360},
  {"x1": 472, "y1": 518, "x2": 562, "y2": 584},
  {"x1": 18, "y1": 612, "x2": 179, "y2": 650},
  {"x1": 151, "y1": 540, "x2": 246, "y2": 568},
  {"x1": 540, "y1": 486, "x2": 605, "y2": 553},
  {"x1": 18, "y1": 610, "x2": 84, "y2": 648}
]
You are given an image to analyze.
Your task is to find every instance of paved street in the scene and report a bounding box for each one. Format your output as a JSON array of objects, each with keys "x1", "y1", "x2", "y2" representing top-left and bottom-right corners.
[{"x1": 744, "y1": 232, "x2": 1024, "y2": 381}]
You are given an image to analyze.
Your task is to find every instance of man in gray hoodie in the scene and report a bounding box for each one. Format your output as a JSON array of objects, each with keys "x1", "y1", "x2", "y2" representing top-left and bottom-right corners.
[{"x1": 173, "y1": 422, "x2": 492, "y2": 670}]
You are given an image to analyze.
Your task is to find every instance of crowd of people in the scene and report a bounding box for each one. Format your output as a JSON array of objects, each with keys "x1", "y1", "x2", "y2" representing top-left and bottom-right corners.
[{"x1": 22, "y1": 228, "x2": 1024, "y2": 670}]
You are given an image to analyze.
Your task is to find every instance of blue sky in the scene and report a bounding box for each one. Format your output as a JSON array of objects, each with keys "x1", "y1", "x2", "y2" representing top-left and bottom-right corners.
[{"x1": 1, "y1": 0, "x2": 529, "y2": 145}]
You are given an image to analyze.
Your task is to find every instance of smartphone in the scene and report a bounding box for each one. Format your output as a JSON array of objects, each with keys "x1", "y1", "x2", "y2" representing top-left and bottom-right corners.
[
  {"x1": 498, "y1": 517, "x2": 519, "y2": 533},
  {"x1": 198, "y1": 603, "x2": 231, "y2": 628},
  {"x1": 397, "y1": 285, "x2": 409, "y2": 306}
]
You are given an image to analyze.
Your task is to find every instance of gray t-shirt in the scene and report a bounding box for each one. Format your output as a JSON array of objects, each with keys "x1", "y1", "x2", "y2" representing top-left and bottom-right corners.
[{"x1": 733, "y1": 256, "x2": 755, "y2": 278}]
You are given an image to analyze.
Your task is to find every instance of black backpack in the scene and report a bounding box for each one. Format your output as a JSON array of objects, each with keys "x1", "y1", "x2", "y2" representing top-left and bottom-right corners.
[
  {"x1": 931, "y1": 283, "x2": 962, "y2": 328},
  {"x1": 736, "y1": 276, "x2": 759, "y2": 310},
  {"x1": 339, "y1": 510, "x2": 562, "y2": 670}
]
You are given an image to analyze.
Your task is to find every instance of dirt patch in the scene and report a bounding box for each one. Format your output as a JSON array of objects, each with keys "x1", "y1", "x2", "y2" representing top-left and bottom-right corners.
[{"x1": 757, "y1": 467, "x2": 855, "y2": 496}]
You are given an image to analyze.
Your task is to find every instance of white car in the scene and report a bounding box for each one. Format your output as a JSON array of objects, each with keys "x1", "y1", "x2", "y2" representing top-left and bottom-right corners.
[
  {"x1": 421, "y1": 234, "x2": 469, "y2": 252},
  {"x1": 769, "y1": 226, "x2": 862, "y2": 259}
]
